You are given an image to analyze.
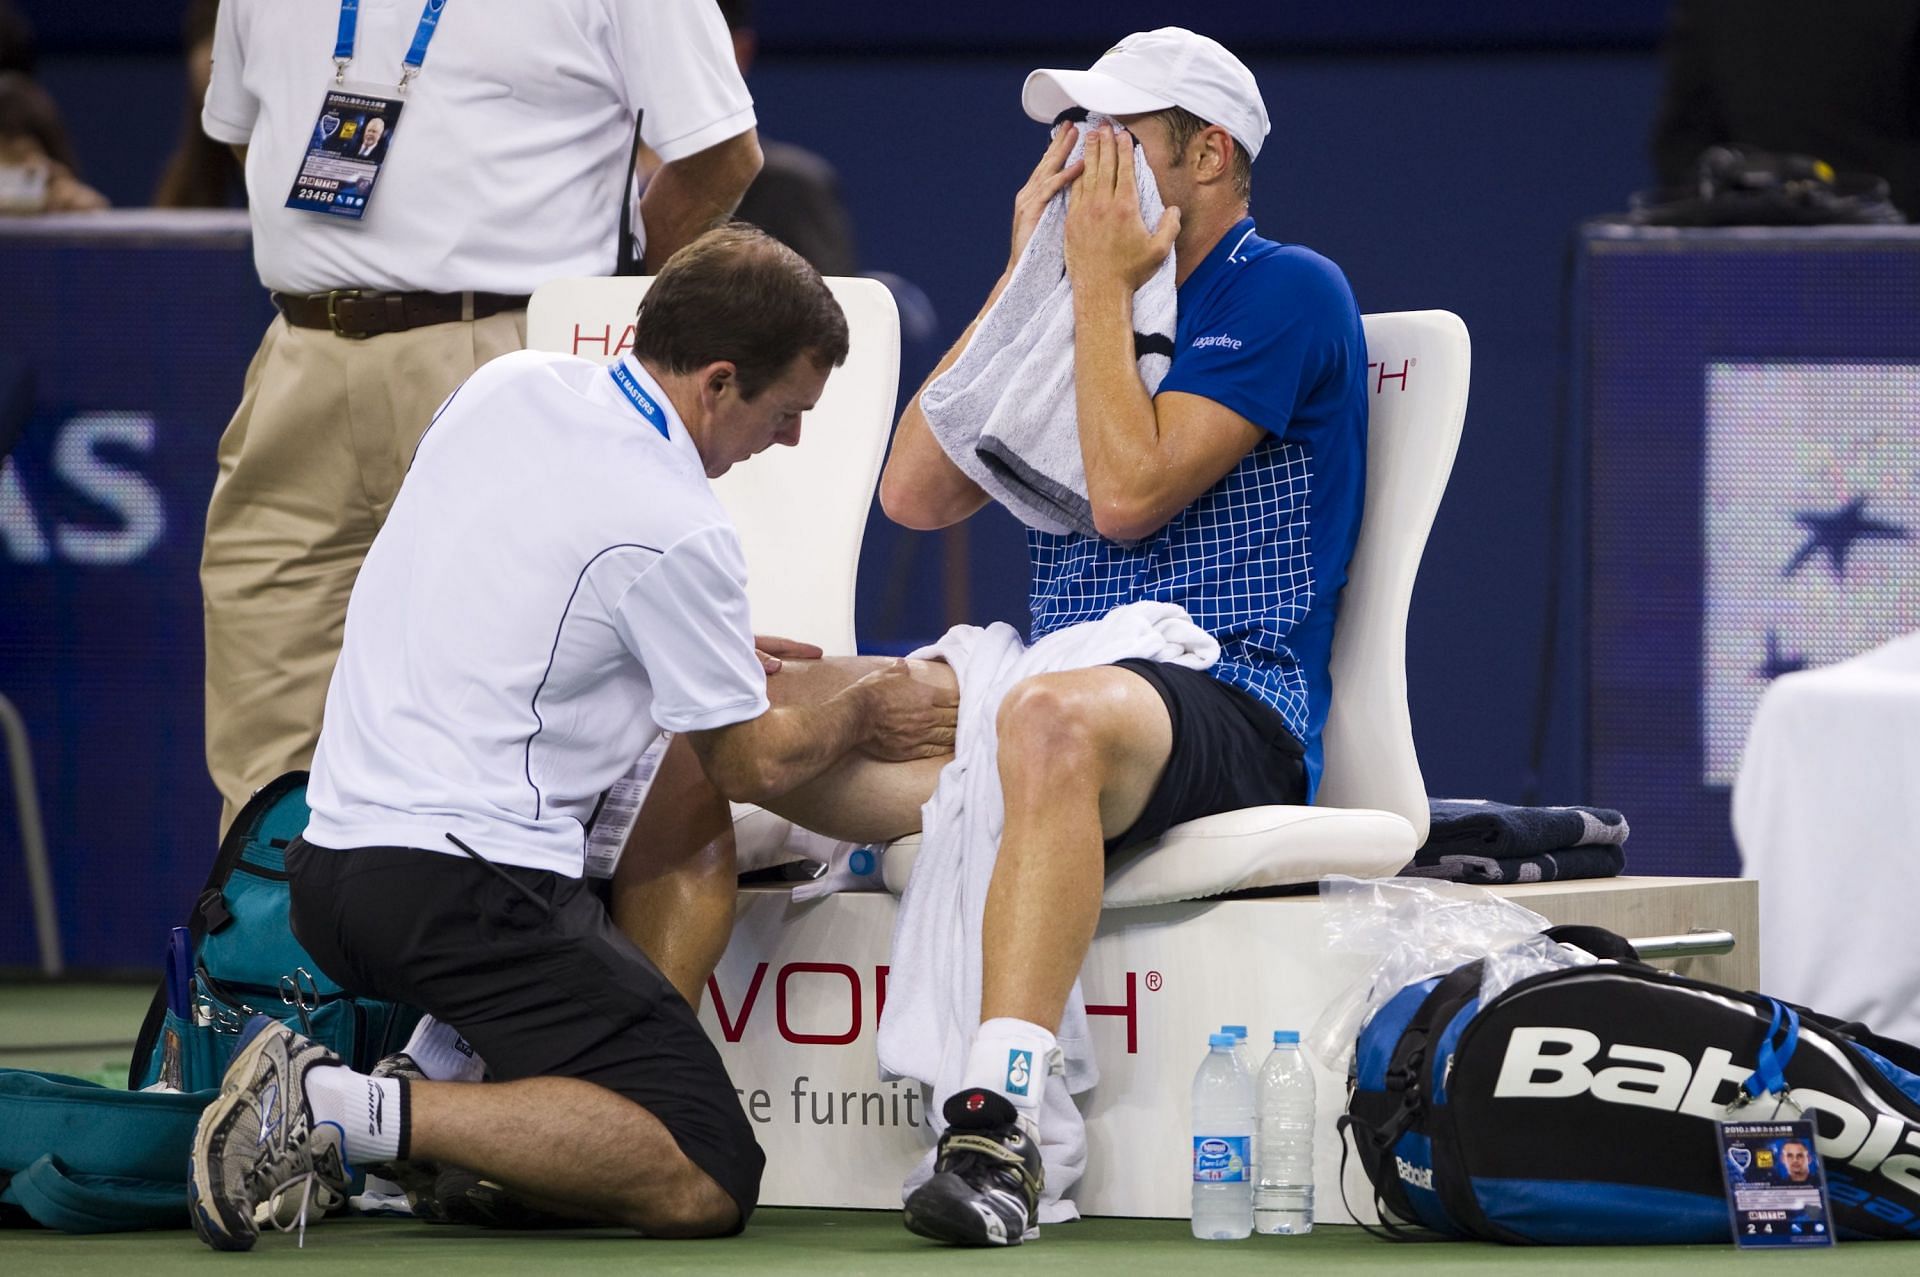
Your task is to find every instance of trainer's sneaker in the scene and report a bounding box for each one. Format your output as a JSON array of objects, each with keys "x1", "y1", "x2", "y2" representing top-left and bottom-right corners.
[
  {"x1": 903, "y1": 1089, "x2": 1043, "y2": 1246},
  {"x1": 256, "y1": 1178, "x2": 347, "y2": 1230},
  {"x1": 415, "y1": 1165, "x2": 579, "y2": 1229},
  {"x1": 187, "y1": 1015, "x2": 351, "y2": 1251}
]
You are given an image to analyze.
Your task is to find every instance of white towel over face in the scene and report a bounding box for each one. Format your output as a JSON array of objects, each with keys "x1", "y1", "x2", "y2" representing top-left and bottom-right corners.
[
  {"x1": 921, "y1": 114, "x2": 1180, "y2": 538},
  {"x1": 876, "y1": 600, "x2": 1218, "y2": 1220}
]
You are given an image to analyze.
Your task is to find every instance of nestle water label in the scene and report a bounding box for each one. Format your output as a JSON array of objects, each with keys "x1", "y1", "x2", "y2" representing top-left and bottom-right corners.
[{"x1": 1193, "y1": 1135, "x2": 1252, "y2": 1183}]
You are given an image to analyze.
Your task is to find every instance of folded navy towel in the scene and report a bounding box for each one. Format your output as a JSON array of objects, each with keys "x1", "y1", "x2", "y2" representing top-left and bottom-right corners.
[
  {"x1": 1398, "y1": 843, "x2": 1626, "y2": 886},
  {"x1": 1416, "y1": 798, "x2": 1629, "y2": 864}
]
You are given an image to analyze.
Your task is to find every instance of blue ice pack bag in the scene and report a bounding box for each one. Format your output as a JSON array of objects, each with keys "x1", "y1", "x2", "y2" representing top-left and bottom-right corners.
[
  {"x1": 128, "y1": 772, "x2": 419, "y2": 1092},
  {"x1": 0, "y1": 1069, "x2": 213, "y2": 1232}
]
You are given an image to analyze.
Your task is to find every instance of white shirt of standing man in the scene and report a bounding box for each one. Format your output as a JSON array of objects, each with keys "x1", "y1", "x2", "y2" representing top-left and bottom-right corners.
[{"x1": 202, "y1": 0, "x2": 758, "y2": 293}]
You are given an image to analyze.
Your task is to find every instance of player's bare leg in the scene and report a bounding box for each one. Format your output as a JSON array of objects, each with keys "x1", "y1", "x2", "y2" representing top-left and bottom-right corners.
[
  {"x1": 906, "y1": 666, "x2": 1172, "y2": 1247},
  {"x1": 748, "y1": 656, "x2": 955, "y2": 842},
  {"x1": 611, "y1": 735, "x2": 738, "y2": 1006}
]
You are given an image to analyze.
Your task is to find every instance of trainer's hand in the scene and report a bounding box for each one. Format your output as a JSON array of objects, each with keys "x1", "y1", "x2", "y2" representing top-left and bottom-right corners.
[
  {"x1": 1007, "y1": 123, "x2": 1086, "y2": 273},
  {"x1": 851, "y1": 660, "x2": 959, "y2": 761},
  {"x1": 753, "y1": 634, "x2": 824, "y2": 674},
  {"x1": 1065, "y1": 124, "x2": 1180, "y2": 294}
]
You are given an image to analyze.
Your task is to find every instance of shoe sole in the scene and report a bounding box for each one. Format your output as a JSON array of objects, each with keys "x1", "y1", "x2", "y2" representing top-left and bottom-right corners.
[{"x1": 186, "y1": 1017, "x2": 284, "y2": 1252}]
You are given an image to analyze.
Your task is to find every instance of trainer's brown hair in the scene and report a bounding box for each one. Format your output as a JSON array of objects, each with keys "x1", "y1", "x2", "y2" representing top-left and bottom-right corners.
[{"x1": 631, "y1": 224, "x2": 850, "y2": 399}]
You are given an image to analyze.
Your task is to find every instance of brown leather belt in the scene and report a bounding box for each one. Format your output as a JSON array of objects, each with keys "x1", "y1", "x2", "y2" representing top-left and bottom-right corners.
[{"x1": 271, "y1": 289, "x2": 530, "y2": 339}]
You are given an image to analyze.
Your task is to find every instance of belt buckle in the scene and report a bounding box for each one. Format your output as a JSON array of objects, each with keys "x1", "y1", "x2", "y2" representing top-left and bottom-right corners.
[{"x1": 325, "y1": 288, "x2": 367, "y2": 339}]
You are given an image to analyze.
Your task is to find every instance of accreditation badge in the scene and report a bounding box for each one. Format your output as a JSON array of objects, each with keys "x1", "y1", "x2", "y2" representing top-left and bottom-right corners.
[
  {"x1": 1718, "y1": 1117, "x2": 1835, "y2": 1248},
  {"x1": 284, "y1": 83, "x2": 405, "y2": 220}
]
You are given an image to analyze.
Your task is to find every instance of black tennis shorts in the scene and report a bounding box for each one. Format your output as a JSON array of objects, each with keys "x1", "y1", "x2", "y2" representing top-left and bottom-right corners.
[
  {"x1": 1106, "y1": 658, "x2": 1309, "y2": 852},
  {"x1": 286, "y1": 839, "x2": 763, "y2": 1227}
]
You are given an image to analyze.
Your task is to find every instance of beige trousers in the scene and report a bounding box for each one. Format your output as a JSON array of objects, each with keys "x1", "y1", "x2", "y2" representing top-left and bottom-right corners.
[{"x1": 201, "y1": 311, "x2": 526, "y2": 831}]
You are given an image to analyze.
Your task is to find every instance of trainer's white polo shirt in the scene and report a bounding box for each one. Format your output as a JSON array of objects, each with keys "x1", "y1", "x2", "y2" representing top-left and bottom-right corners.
[
  {"x1": 304, "y1": 351, "x2": 769, "y2": 876},
  {"x1": 203, "y1": 0, "x2": 753, "y2": 294}
]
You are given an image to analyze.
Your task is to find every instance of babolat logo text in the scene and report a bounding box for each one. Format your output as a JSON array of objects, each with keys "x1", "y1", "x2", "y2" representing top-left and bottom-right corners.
[
  {"x1": 1493, "y1": 1026, "x2": 1920, "y2": 1197},
  {"x1": 1191, "y1": 334, "x2": 1243, "y2": 351},
  {"x1": 1395, "y1": 1156, "x2": 1434, "y2": 1190}
]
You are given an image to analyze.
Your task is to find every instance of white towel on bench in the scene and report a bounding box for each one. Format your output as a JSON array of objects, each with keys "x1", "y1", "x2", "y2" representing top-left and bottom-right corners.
[
  {"x1": 921, "y1": 115, "x2": 1178, "y2": 538},
  {"x1": 877, "y1": 600, "x2": 1218, "y2": 1219}
]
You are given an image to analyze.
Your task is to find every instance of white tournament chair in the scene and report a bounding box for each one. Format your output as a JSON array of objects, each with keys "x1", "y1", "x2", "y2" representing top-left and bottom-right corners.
[
  {"x1": 879, "y1": 310, "x2": 1471, "y2": 903},
  {"x1": 526, "y1": 276, "x2": 902, "y2": 868}
]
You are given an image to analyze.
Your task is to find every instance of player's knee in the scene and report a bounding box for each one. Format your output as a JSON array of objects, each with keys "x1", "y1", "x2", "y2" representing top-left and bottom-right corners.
[{"x1": 996, "y1": 673, "x2": 1107, "y2": 773}]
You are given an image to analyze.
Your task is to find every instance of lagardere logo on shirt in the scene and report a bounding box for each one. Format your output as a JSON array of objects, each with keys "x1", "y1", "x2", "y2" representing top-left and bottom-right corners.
[{"x1": 1191, "y1": 334, "x2": 1243, "y2": 351}]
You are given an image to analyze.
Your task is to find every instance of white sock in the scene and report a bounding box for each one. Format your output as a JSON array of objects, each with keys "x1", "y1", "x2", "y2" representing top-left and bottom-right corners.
[
  {"x1": 960, "y1": 1018, "x2": 1060, "y2": 1134},
  {"x1": 402, "y1": 1014, "x2": 486, "y2": 1083},
  {"x1": 304, "y1": 1066, "x2": 404, "y2": 1165}
]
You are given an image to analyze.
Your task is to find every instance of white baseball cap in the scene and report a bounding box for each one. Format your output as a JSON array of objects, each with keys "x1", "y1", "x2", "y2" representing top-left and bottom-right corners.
[{"x1": 1021, "y1": 27, "x2": 1270, "y2": 161}]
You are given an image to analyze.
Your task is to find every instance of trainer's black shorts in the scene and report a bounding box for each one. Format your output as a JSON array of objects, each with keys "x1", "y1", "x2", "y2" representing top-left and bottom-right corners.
[
  {"x1": 1106, "y1": 658, "x2": 1308, "y2": 852},
  {"x1": 286, "y1": 839, "x2": 763, "y2": 1227}
]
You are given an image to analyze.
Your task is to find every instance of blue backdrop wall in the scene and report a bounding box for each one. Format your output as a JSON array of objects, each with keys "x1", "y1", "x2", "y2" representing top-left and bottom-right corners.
[{"x1": 3, "y1": 8, "x2": 1675, "y2": 968}]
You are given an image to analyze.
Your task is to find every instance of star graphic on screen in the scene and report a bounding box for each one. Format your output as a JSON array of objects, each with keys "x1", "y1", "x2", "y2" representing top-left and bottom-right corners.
[
  {"x1": 1781, "y1": 495, "x2": 1908, "y2": 579},
  {"x1": 1754, "y1": 630, "x2": 1808, "y2": 682}
]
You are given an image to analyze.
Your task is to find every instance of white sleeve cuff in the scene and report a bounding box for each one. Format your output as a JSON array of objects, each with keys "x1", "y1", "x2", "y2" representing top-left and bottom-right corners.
[
  {"x1": 200, "y1": 106, "x2": 254, "y2": 147},
  {"x1": 648, "y1": 106, "x2": 758, "y2": 166},
  {"x1": 656, "y1": 693, "x2": 771, "y2": 735}
]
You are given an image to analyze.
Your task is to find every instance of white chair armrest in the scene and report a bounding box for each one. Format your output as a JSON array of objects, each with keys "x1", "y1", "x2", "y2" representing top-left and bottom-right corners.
[{"x1": 880, "y1": 804, "x2": 1417, "y2": 905}]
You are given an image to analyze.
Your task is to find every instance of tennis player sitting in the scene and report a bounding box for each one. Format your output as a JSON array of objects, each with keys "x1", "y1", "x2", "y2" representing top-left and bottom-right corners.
[
  {"x1": 626, "y1": 28, "x2": 1370, "y2": 1246},
  {"x1": 185, "y1": 227, "x2": 957, "y2": 1250}
]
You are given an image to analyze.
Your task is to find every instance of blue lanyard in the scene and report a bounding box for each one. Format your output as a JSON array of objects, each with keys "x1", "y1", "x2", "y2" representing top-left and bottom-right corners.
[
  {"x1": 334, "y1": 0, "x2": 448, "y2": 89},
  {"x1": 1742, "y1": 998, "x2": 1802, "y2": 1102},
  {"x1": 610, "y1": 362, "x2": 672, "y2": 440}
]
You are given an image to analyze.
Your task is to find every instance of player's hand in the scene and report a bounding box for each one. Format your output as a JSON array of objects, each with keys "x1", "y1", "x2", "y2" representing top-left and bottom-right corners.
[
  {"x1": 753, "y1": 634, "x2": 823, "y2": 674},
  {"x1": 851, "y1": 660, "x2": 959, "y2": 761},
  {"x1": 1007, "y1": 123, "x2": 1086, "y2": 273},
  {"x1": 1065, "y1": 124, "x2": 1180, "y2": 294}
]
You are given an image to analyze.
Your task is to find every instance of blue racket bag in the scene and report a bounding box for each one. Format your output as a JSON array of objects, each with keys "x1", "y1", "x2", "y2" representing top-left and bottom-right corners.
[{"x1": 1343, "y1": 927, "x2": 1920, "y2": 1243}]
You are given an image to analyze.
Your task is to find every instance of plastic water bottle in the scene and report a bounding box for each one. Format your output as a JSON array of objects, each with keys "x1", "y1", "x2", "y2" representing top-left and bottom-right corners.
[
  {"x1": 1221, "y1": 1025, "x2": 1258, "y2": 1181},
  {"x1": 1221, "y1": 1024, "x2": 1257, "y2": 1079},
  {"x1": 1191, "y1": 1032, "x2": 1254, "y2": 1240},
  {"x1": 1255, "y1": 1029, "x2": 1316, "y2": 1235}
]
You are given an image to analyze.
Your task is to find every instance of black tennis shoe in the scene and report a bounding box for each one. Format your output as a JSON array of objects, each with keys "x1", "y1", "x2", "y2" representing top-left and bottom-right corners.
[{"x1": 903, "y1": 1089, "x2": 1043, "y2": 1246}]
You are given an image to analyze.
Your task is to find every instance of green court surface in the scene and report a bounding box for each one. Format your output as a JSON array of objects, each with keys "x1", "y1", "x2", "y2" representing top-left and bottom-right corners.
[
  {"x1": 6, "y1": 1208, "x2": 1917, "y2": 1276},
  {"x1": 4, "y1": 983, "x2": 1916, "y2": 1274},
  {"x1": 0, "y1": 980, "x2": 151, "y2": 1086}
]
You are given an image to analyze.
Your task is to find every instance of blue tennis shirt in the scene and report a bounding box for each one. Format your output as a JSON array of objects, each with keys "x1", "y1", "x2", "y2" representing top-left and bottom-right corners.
[{"x1": 1027, "y1": 218, "x2": 1368, "y2": 798}]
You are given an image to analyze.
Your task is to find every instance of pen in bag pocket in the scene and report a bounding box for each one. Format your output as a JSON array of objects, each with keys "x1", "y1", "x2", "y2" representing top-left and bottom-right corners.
[
  {"x1": 165, "y1": 925, "x2": 194, "y2": 1018},
  {"x1": 156, "y1": 926, "x2": 195, "y2": 1090}
]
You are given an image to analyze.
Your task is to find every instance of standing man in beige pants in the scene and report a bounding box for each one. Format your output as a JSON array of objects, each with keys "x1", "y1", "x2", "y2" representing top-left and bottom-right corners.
[{"x1": 199, "y1": 0, "x2": 763, "y2": 828}]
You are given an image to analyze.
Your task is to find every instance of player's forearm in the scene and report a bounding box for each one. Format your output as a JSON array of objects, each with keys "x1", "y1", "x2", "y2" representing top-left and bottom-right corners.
[
  {"x1": 1072, "y1": 280, "x2": 1167, "y2": 540},
  {"x1": 877, "y1": 274, "x2": 1010, "y2": 530},
  {"x1": 639, "y1": 129, "x2": 764, "y2": 270}
]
